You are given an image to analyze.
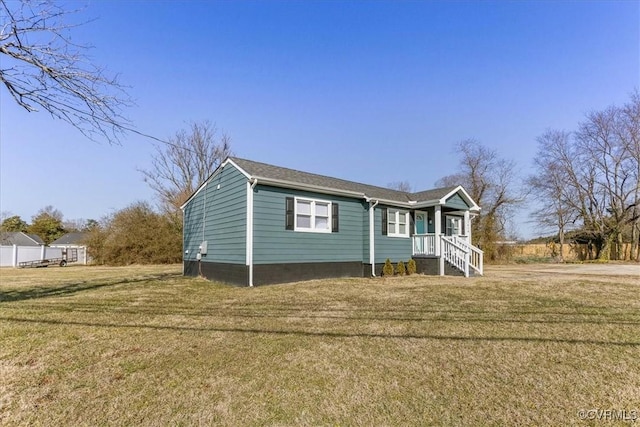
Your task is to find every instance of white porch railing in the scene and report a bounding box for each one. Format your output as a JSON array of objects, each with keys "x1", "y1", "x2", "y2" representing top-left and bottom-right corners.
[
  {"x1": 413, "y1": 234, "x2": 483, "y2": 276},
  {"x1": 412, "y1": 233, "x2": 437, "y2": 256}
]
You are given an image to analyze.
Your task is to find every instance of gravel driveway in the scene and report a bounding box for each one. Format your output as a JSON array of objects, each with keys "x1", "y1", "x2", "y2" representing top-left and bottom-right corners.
[{"x1": 487, "y1": 263, "x2": 640, "y2": 277}]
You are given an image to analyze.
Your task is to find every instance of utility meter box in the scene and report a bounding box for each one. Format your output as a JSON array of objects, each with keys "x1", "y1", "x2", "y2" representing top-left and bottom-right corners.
[{"x1": 199, "y1": 241, "x2": 208, "y2": 255}]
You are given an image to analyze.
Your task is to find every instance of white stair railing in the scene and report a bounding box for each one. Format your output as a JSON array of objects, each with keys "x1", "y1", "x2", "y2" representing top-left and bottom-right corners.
[
  {"x1": 441, "y1": 236, "x2": 484, "y2": 276},
  {"x1": 441, "y1": 236, "x2": 469, "y2": 277},
  {"x1": 468, "y1": 244, "x2": 484, "y2": 275}
]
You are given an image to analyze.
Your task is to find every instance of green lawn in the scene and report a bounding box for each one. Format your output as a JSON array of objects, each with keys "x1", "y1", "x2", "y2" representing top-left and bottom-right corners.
[{"x1": 1, "y1": 264, "x2": 639, "y2": 426}]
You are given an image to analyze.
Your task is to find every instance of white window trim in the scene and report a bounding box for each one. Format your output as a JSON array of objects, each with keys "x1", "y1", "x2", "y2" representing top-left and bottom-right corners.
[
  {"x1": 388, "y1": 209, "x2": 410, "y2": 238},
  {"x1": 294, "y1": 197, "x2": 332, "y2": 233}
]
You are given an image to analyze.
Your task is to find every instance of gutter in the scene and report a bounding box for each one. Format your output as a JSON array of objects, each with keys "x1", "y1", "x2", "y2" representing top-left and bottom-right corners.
[{"x1": 252, "y1": 176, "x2": 366, "y2": 199}]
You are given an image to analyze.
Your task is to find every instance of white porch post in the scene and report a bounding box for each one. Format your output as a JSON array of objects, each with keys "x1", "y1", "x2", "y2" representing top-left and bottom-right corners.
[
  {"x1": 434, "y1": 205, "x2": 442, "y2": 257},
  {"x1": 12, "y1": 244, "x2": 18, "y2": 267},
  {"x1": 464, "y1": 210, "x2": 470, "y2": 240},
  {"x1": 435, "y1": 205, "x2": 444, "y2": 276},
  {"x1": 40, "y1": 244, "x2": 45, "y2": 261},
  {"x1": 439, "y1": 239, "x2": 445, "y2": 276}
]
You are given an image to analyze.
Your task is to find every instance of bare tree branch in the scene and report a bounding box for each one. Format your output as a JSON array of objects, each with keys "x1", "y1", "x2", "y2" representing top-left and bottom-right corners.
[
  {"x1": 140, "y1": 121, "x2": 233, "y2": 215},
  {"x1": 0, "y1": 0, "x2": 132, "y2": 144},
  {"x1": 387, "y1": 181, "x2": 412, "y2": 193},
  {"x1": 528, "y1": 92, "x2": 640, "y2": 260},
  {"x1": 437, "y1": 139, "x2": 525, "y2": 257}
]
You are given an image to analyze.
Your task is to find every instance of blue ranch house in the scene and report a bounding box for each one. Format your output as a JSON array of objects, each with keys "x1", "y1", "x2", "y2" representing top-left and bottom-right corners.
[{"x1": 181, "y1": 157, "x2": 483, "y2": 286}]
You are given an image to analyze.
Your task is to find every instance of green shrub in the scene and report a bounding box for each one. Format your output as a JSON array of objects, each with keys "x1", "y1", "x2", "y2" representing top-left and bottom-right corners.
[
  {"x1": 382, "y1": 258, "x2": 394, "y2": 276},
  {"x1": 396, "y1": 261, "x2": 406, "y2": 276},
  {"x1": 407, "y1": 259, "x2": 417, "y2": 275}
]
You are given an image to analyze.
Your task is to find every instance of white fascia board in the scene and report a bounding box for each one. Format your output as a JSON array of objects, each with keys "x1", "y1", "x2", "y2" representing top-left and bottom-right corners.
[
  {"x1": 238, "y1": 176, "x2": 415, "y2": 208},
  {"x1": 253, "y1": 177, "x2": 367, "y2": 200},
  {"x1": 364, "y1": 196, "x2": 414, "y2": 208},
  {"x1": 412, "y1": 199, "x2": 441, "y2": 209},
  {"x1": 225, "y1": 158, "x2": 252, "y2": 179},
  {"x1": 437, "y1": 186, "x2": 481, "y2": 212},
  {"x1": 373, "y1": 198, "x2": 414, "y2": 208},
  {"x1": 180, "y1": 158, "x2": 250, "y2": 210}
]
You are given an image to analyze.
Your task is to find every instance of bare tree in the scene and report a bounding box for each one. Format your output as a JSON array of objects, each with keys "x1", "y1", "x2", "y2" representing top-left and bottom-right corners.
[
  {"x1": 387, "y1": 181, "x2": 412, "y2": 193},
  {"x1": 527, "y1": 130, "x2": 578, "y2": 260},
  {"x1": 1, "y1": 0, "x2": 132, "y2": 143},
  {"x1": 436, "y1": 139, "x2": 524, "y2": 259},
  {"x1": 620, "y1": 92, "x2": 640, "y2": 260},
  {"x1": 528, "y1": 93, "x2": 640, "y2": 261},
  {"x1": 140, "y1": 121, "x2": 232, "y2": 216}
]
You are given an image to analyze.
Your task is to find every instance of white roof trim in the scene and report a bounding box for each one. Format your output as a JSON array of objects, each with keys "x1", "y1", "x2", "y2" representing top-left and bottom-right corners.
[
  {"x1": 439, "y1": 185, "x2": 481, "y2": 211},
  {"x1": 409, "y1": 186, "x2": 480, "y2": 211},
  {"x1": 224, "y1": 158, "x2": 252, "y2": 179},
  {"x1": 254, "y1": 177, "x2": 422, "y2": 207},
  {"x1": 180, "y1": 158, "x2": 251, "y2": 210},
  {"x1": 254, "y1": 176, "x2": 366, "y2": 199}
]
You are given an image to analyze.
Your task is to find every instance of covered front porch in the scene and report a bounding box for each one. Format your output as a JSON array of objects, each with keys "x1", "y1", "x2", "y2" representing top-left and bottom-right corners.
[{"x1": 411, "y1": 205, "x2": 483, "y2": 277}]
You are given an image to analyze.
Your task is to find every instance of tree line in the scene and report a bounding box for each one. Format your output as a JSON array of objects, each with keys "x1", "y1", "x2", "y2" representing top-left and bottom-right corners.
[
  {"x1": 5, "y1": 94, "x2": 639, "y2": 265},
  {"x1": 429, "y1": 92, "x2": 639, "y2": 262}
]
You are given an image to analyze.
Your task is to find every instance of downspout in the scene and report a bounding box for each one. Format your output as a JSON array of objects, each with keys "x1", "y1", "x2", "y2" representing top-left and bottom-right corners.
[
  {"x1": 369, "y1": 199, "x2": 379, "y2": 276},
  {"x1": 248, "y1": 178, "x2": 258, "y2": 287}
]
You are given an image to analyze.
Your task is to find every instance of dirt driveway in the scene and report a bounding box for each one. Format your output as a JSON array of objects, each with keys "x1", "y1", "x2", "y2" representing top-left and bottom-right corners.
[{"x1": 486, "y1": 262, "x2": 640, "y2": 278}]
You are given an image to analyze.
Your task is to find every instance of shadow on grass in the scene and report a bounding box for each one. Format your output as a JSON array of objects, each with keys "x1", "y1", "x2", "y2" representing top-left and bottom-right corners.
[
  {"x1": 2, "y1": 316, "x2": 639, "y2": 347},
  {"x1": 4, "y1": 302, "x2": 638, "y2": 326},
  {"x1": 0, "y1": 273, "x2": 179, "y2": 303}
]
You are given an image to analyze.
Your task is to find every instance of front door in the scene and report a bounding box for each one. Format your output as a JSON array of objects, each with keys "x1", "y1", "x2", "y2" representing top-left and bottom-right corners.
[{"x1": 415, "y1": 212, "x2": 426, "y2": 234}]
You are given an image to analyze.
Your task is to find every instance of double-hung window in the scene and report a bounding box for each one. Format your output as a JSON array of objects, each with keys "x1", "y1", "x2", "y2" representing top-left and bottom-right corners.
[
  {"x1": 295, "y1": 197, "x2": 331, "y2": 232},
  {"x1": 446, "y1": 216, "x2": 462, "y2": 236},
  {"x1": 388, "y1": 209, "x2": 410, "y2": 237}
]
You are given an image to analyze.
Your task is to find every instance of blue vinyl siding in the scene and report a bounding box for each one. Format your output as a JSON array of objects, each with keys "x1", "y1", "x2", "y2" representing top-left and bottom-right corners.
[
  {"x1": 374, "y1": 206, "x2": 412, "y2": 263},
  {"x1": 362, "y1": 205, "x2": 370, "y2": 262},
  {"x1": 253, "y1": 186, "x2": 365, "y2": 264},
  {"x1": 183, "y1": 165, "x2": 247, "y2": 264},
  {"x1": 445, "y1": 192, "x2": 469, "y2": 210}
]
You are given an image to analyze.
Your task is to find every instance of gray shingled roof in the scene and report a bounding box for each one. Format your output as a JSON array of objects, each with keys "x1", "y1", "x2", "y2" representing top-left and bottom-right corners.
[
  {"x1": 230, "y1": 157, "x2": 459, "y2": 204},
  {"x1": 0, "y1": 232, "x2": 44, "y2": 246},
  {"x1": 50, "y1": 232, "x2": 87, "y2": 245}
]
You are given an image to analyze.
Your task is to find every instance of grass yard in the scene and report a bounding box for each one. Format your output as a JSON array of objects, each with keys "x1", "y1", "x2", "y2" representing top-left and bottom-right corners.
[{"x1": 1, "y1": 264, "x2": 639, "y2": 426}]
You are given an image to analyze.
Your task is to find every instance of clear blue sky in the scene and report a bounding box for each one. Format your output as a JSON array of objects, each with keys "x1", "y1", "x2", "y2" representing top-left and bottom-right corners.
[{"x1": 1, "y1": 0, "x2": 638, "y2": 238}]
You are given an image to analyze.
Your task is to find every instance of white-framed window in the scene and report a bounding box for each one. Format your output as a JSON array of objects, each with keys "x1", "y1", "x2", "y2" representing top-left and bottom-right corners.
[
  {"x1": 295, "y1": 197, "x2": 332, "y2": 233},
  {"x1": 388, "y1": 209, "x2": 410, "y2": 238},
  {"x1": 446, "y1": 215, "x2": 462, "y2": 236}
]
